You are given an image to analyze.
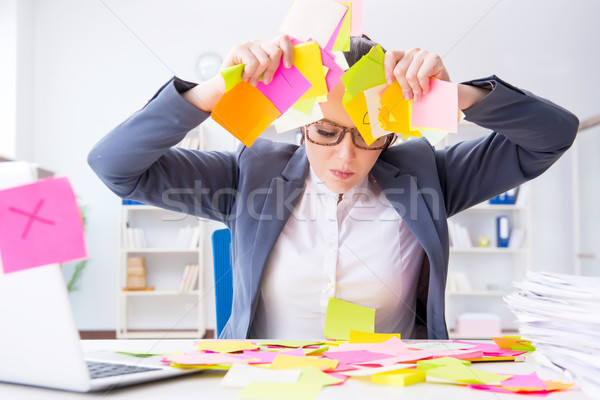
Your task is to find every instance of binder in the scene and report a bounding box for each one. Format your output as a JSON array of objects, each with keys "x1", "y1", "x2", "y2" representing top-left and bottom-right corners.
[{"x1": 496, "y1": 215, "x2": 510, "y2": 247}]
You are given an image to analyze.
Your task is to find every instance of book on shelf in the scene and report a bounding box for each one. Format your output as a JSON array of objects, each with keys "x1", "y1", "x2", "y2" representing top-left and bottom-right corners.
[
  {"x1": 123, "y1": 223, "x2": 147, "y2": 249},
  {"x1": 178, "y1": 264, "x2": 199, "y2": 293},
  {"x1": 447, "y1": 220, "x2": 473, "y2": 248},
  {"x1": 175, "y1": 225, "x2": 201, "y2": 249},
  {"x1": 508, "y1": 227, "x2": 525, "y2": 249}
]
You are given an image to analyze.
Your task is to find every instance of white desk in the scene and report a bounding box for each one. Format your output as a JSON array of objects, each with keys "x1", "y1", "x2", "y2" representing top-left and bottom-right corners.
[{"x1": 0, "y1": 339, "x2": 592, "y2": 399}]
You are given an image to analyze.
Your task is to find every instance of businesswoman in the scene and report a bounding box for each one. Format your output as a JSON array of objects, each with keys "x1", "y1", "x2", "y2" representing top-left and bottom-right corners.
[{"x1": 89, "y1": 35, "x2": 578, "y2": 340}]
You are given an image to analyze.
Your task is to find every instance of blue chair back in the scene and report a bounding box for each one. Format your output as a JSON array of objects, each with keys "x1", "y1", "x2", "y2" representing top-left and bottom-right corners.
[{"x1": 211, "y1": 228, "x2": 233, "y2": 338}]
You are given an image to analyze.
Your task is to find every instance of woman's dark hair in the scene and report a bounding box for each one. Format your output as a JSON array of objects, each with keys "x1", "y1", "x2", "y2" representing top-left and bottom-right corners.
[{"x1": 343, "y1": 34, "x2": 386, "y2": 67}]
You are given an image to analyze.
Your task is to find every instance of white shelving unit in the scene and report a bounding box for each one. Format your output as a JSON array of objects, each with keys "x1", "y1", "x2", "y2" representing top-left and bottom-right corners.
[
  {"x1": 117, "y1": 204, "x2": 207, "y2": 339},
  {"x1": 445, "y1": 185, "x2": 531, "y2": 338}
]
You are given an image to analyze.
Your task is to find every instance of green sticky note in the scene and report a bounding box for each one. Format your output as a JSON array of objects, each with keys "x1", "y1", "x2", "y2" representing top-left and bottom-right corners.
[
  {"x1": 417, "y1": 356, "x2": 470, "y2": 371},
  {"x1": 237, "y1": 382, "x2": 323, "y2": 400},
  {"x1": 332, "y1": 3, "x2": 351, "y2": 52},
  {"x1": 115, "y1": 351, "x2": 165, "y2": 358},
  {"x1": 221, "y1": 64, "x2": 245, "y2": 92},
  {"x1": 426, "y1": 364, "x2": 508, "y2": 385},
  {"x1": 292, "y1": 97, "x2": 318, "y2": 115},
  {"x1": 298, "y1": 366, "x2": 344, "y2": 386},
  {"x1": 323, "y1": 298, "x2": 375, "y2": 340},
  {"x1": 340, "y1": 45, "x2": 386, "y2": 103}
]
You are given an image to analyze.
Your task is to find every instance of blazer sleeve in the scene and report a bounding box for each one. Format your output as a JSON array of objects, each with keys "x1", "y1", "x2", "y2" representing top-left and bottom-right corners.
[
  {"x1": 87, "y1": 77, "x2": 241, "y2": 222},
  {"x1": 436, "y1": 75, "x2": 579, "y2": 217}
]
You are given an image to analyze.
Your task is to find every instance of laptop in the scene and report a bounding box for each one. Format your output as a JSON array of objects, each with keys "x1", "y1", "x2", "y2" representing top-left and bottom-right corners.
[{"x1": 0, "y1": 163, "x2": 202, "y2": 392}]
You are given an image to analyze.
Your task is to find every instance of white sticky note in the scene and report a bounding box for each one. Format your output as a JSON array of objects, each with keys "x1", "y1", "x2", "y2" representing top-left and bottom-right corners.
[
  {"x1": 221, "y1": 363, "x2": 302, "y2": 388},
  {"x1": 280, "y1": 0, "x2": 348, "y2": 48},
  {"x1": 273, "y1": 102, "x2": 324, "y2": 134},
  {"x1": 364, "y1": 84, "x2": 392, "y2": 139}
]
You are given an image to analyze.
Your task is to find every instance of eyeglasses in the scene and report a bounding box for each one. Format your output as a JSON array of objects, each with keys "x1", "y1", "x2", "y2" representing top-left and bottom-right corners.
[{"x1": 304, "y1": 121, "x2": 394, "y2": 150}]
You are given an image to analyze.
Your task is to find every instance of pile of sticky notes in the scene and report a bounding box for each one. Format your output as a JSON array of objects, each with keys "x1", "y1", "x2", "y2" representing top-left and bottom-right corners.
[
  {"x1": 149, "y1": 332, "x2": 574, "y2": 400},
  {"x1": 213, "y1": 0, "x2": 460, "y2": 148}
]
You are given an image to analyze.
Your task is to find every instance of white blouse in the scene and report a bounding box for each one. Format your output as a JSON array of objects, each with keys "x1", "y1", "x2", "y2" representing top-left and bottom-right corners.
[{"x1": 249, "y1": 168, "x2": 425, "y2": 339}]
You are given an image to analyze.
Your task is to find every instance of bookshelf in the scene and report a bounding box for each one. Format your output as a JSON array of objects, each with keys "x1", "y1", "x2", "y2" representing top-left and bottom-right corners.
[
  {"x1": 445, "y1": 184, "x2": 532, "y2": 338},
  {"x1": 117, "y1": 204, "x2": 207, "y2": 339}
]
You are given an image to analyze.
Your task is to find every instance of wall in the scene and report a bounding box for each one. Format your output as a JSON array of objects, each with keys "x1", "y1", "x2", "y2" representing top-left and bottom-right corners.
[{"x1": 7, "y1": 0, "x2": 599, "y2": 330}]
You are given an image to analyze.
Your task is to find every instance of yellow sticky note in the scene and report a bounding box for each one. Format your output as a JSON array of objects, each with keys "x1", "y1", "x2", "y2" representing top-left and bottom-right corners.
[
  {"x1": 293, "y1": 41, "x2": 328, "y2": 100},
  {"x1": 349, "y1": 330, "x2": 400, "y2": 343},
  {"x1": 237, "y1": 382, "x2": 323, "y2": 400},
  {"x1": 372, "y1": 369, "x2": 426, "y2": 386},
  {"x1": 195, "y1": 340, "x2": 258, "y2": 353},
  {"x1": 340, "y1": 45, "x2": 386, "y2": 103},
  {"x1": 343, "y1": 92, "x2": 376, "y2": 145},
  {"x1": 492, "y1": 336, "x2": 536, "y2": 351},
  {"x1": 323, "y1": 297, "x2": 375, "y2": 341},
  {"x1": 220, "y1": 64, "x2": 245, "y2": 92},
  {"x1": 426, "y1": 364, "x2": 509, "y2": 385},
  {"x1": 379, "y1": 81, "x2": 421, "y2": 137},
  {"x1": 212, "y1": 82, "x2": 281, "y2": 148},
  {"x1": 270, "y1": 354, "x2": 338, "y2": 371}
]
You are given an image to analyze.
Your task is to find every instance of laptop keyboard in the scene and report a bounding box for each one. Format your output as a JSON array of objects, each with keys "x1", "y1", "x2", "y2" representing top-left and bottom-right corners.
[{"x1": 87, "y1": 360, "x2": 161, "y2": 379}]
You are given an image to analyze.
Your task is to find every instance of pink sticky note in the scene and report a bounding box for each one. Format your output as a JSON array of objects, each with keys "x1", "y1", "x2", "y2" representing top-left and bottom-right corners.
[
  {"x1": 242, "y1": 348, "x2": 305, "y2": 364},
  {"x1": 501, "y1": 372, "x2": 547, "y2": 388},
  {"x1": 0, "y1": 177, "x2": 87, "y2": 274},
  {"x1": 323, "y1": 350, "x2": 393, "y2": 365},
  {"x1": 256, "y1": 61, "x2": 312, "y2": 114},
  {"x1": 321, "y1": 48, "x2": 344, "y2": 91},
  {"x1": 410, "y1": 78, "x2": 459, "y2": 133}
]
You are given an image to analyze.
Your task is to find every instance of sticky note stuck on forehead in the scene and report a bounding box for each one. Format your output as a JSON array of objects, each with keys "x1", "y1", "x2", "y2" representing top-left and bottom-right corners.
[
  {"x1": 280, "y1": 0, "x2": 348, "y2": 49},
  {"x1": 323, "y1": 297, "x2": 375, "y2": 340},
  {"x1": 343, "y1": 91, "x2": 377, "y2": 146}
]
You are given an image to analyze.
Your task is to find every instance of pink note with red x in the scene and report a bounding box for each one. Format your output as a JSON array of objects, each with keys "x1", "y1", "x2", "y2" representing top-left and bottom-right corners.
[{"x1": 0, "y1": 177, "x2": 87, "y2": 274}]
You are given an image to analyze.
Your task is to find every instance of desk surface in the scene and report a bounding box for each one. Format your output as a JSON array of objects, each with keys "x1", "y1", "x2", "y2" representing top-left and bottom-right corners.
[{"x1": 0, "y1": 339, "x2": 592, "y2": 399}]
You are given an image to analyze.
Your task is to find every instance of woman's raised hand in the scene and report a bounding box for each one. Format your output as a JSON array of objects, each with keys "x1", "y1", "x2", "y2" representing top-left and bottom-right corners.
[
  {"x1": 384, "y1": 48, "x2": 450, "y2": 101},
  {"x1": 222, "y1": 35, "x2": 294, "y2": 86}
]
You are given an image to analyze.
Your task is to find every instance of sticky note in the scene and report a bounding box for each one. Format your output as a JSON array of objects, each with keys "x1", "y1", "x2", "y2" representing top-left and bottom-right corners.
[
  {"x1": 501, "y1": 372, "x2": 547, "y2": 388},
  {"x1": 322, "y1": 350, "x2": 392, "y2": 365},
  {"x1": 379, "y1": 81, "x2": 422, "y2": 137},
  {"x1": 273, "y1": 102, "x2": 324, "y2": 133},
  {"x1": 258, "y1": 340, "x2": 325, "y2": 348},
  {"x1": 321, "y1": 48, "x2": 344, "y2": 91},
  {"x1": 221, "y1": 64, "x2": 245, "y2": 92},
  {"x1": 293, "y1": 41, "x2": 328, "y2": 101},
  {"x1": 349, "y1": 331, "x2": 401, "y2": 343},
  {"x1": 212, "y1": 82, "x2": 281, "y2": 147},
  {"x1": 341, "y1": 0, "x2": 363, "y2": 36},
  {"x1": 340, "y1": 45, "x2": 386, "y2": 103},
  {"x1": 293, "y1": 97, "x2": 318, "y2": 116},
  {"x1": 323, "y1": 297, "x2": 375, "y2": 340},
  {"x1": 222, "y1": 363, "x2": 302, "y2": 388},
  {"x1": 416, "y1": 356, "x2": 470, "y2": 371},
  {"x1": 256, "y1": 61, "x2": 312, "y2": 114},
  {"x1": 426, "y1": 364, "x2": 508, "y2": 385},
  {"x1": 408, "y1": 342, "x2": 476, "y2": 351},
  {"x1": 237, "y1": 382, "x2": 323, "y2": 400},
  {"x1": 372, "y1": 368, "x2": 426, "y2": 386},
  {"x1": 0, "y1": 177, "x2": 87, "y2": 274},
  {"x1": 364, "y1": 84, "x2": 393, "y2": 139},
  {"x1": 163, "y1": 352, "x2": 244, "y2": 365},
  {"x1": 343, "y1": 92, "x2": 377, "y2": 145},
  {"x1": 410, "y1": 78, "x2": 459, "y2": 133},
  {"x1": 196, "y1": 340, "x2": 258, "y2": 353},
  {"x1": 270, "y1": 354, "x2": 338, "y2": 371},
  {"x1": 492, "y1": 336, "x2": 536, "y2": 351},
  {"x1": 331, "y1": 3, "x2": 351, "y2": 51},
  {"x1": 298, "y1": 366, "x2": 344, "y2": 386},
  {"x1": 279, "y1": 0, "x2": 348, "y2": 49}
]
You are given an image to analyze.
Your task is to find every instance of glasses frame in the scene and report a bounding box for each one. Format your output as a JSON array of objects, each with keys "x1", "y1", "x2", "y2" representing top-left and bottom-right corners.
[{"x1": 304, "y1": 121, "x2": 394, "y2": 151}]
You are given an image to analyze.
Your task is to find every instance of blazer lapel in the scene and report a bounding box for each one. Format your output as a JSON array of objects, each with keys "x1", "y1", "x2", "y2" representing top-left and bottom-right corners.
[{"x1": 248, "y1": 147, "x2": 309, "y2": 297}]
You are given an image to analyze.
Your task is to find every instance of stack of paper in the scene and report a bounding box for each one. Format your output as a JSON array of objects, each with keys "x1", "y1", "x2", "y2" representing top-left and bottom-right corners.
[{"x1": 505, "y1": 271, "x2": 600, "y2": 398}]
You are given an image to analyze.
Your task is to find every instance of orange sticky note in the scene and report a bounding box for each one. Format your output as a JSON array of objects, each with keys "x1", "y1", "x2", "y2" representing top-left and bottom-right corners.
[
  {"x1": 379, "y1": 81, "x2": 421, "y2": 137},
  {"x1": 492, "y1": 336, "x2": 536, "y2": 351},
  {"x1": 212, "y1": 81, "x2": 281, "y2": 147}
]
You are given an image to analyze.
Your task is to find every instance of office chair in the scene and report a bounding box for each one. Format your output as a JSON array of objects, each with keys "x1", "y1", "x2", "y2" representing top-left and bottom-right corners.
[{"x1": 211, "y1": 228, "x2": 233, "y2": 338}]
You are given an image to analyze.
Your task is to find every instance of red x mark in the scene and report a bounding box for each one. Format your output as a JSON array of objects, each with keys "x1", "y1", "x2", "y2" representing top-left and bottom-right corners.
[{"x1": 8, "y1": 199, "x2": 55, "y2": 239}]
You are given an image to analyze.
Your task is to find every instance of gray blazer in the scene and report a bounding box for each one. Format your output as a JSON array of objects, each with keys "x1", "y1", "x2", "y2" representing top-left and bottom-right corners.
[{"x1": 88, "y1": 75, "x2": 578, "y2": 339}]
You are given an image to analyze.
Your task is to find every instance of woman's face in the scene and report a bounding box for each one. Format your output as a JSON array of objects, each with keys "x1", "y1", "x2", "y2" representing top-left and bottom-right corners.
[{"x1": 305, "y1": 83, "x2": 383, "y2": 194}]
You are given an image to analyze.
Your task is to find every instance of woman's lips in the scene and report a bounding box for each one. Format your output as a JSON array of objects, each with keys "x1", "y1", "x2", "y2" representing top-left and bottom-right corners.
[{"x1": 330, "y1": 169, "x2": 355, "y2": 180}]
